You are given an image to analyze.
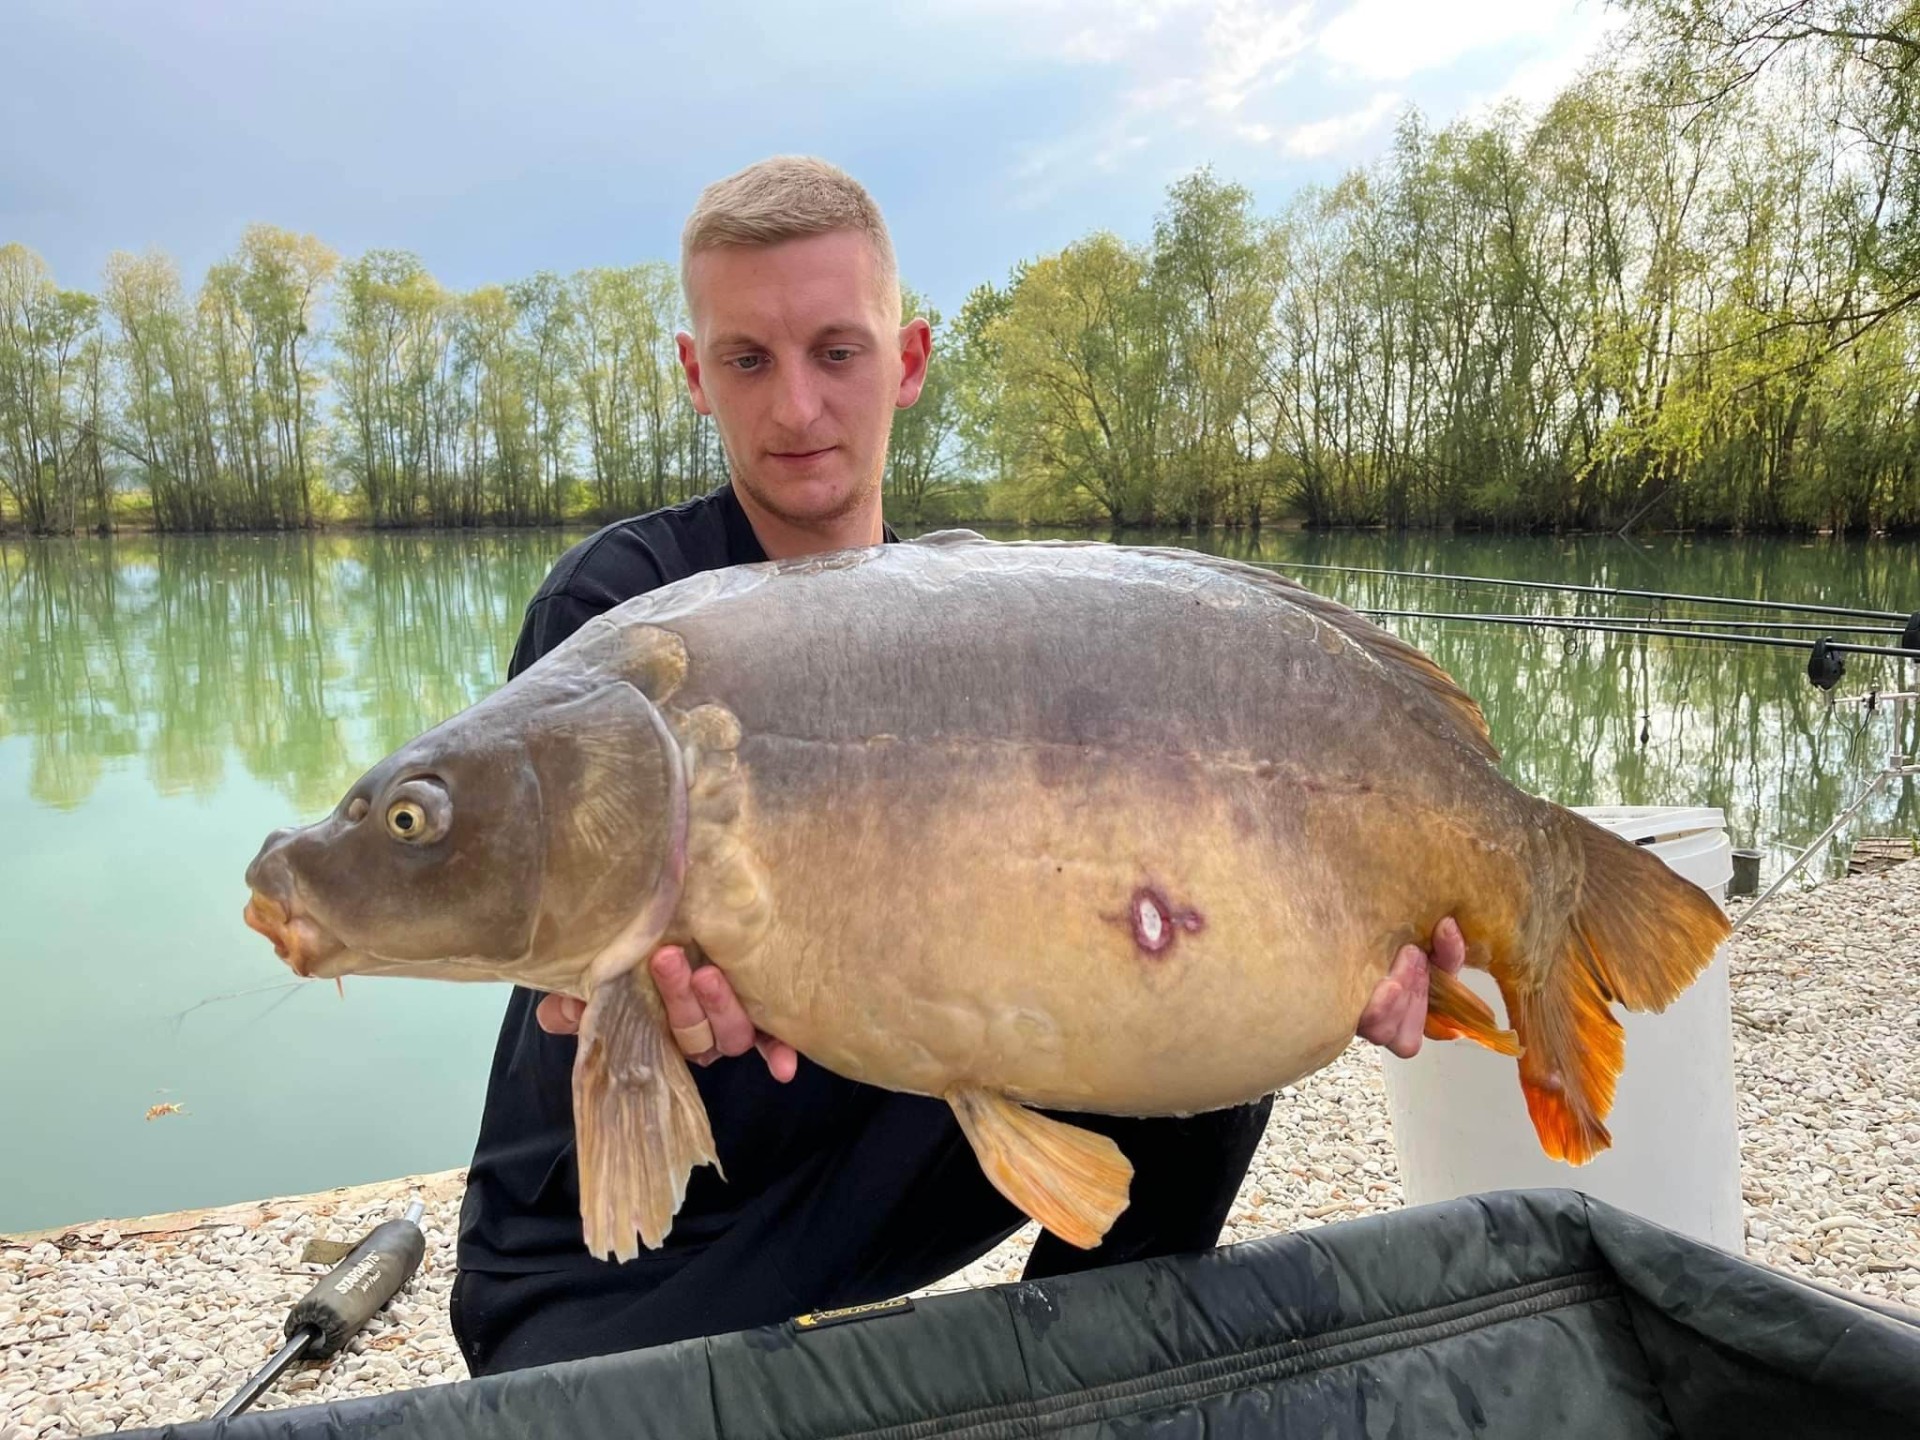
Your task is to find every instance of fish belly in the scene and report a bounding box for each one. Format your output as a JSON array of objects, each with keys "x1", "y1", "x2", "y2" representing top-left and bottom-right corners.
[{"x1": 708, "y1": 737, "x2": 1513, "y2": 1118}]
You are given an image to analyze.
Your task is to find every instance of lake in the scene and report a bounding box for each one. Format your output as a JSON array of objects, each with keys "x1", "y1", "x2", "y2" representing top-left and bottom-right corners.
[{"x1": 2, "y1": 525, "x2": 1915, "y2": 1234}]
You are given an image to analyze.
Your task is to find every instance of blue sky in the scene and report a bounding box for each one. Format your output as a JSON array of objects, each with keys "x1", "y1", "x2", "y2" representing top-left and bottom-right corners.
[{"x1": 5, "y1": 0, "x2": 1622, "y2": 318}]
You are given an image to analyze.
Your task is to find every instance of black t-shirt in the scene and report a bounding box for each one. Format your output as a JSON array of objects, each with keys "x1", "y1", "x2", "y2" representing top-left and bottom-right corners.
[{"x1": 451, "y1": 484, "x2": 1272, "y2": 1376}]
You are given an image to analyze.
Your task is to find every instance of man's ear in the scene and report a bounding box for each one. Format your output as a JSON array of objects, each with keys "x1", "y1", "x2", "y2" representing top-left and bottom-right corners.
[
  {"x1": 895, "y1": 316, "x2": 933, "y2": 410},
  {"x1": 676, "y1": 331, "x2": 714, "y2": 416}
]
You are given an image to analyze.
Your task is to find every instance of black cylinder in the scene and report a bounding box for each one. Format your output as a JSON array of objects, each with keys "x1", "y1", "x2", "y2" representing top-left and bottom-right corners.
[
  {"x1": 1807, "y1": 638, "x2": 1847, "y2": 691},
  {"x1": 284, "y1": 1217, "x2": 427, "y2": 1359}
]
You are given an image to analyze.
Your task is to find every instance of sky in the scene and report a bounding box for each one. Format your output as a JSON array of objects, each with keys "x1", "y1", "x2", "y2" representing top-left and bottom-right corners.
[{"x1": 4, "y1": 0, "x2": 1624, "y2": 318}]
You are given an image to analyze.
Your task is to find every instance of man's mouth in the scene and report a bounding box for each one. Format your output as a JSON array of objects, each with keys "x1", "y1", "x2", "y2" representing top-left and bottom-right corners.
[
  {"x1": 244, "y1": 891, "x2": 344, "y2": 978},
  {"x1": 769, "y1": 446, "x2": 836, "y2": 463}
]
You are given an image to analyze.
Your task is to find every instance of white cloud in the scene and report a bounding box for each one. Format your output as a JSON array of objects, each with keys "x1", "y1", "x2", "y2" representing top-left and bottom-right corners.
[
  {"x1": 965, "y1": 0, "x2": 1313, "y2": 176},
  {"x1": 1283, "y1": 91, "x2": 1403, "y2": 157},
  {"x1": 1482, "y1": 4, "x2": 1626, "y2": 112},
  {"x1": 943, "y1": 0, "x2": 1615, "y2": 199},
  {"x1": 1198, "y1": 1, "x2": 1312, "y2": 112},
  {"x1": 1052, "y1": 0, "x2": 1194, "y2": 64},
  {"x1": 1317, "y1": 0, "x2": 1558, "y2": 82}
]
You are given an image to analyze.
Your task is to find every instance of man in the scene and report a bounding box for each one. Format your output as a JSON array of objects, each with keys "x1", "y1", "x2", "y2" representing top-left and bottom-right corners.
[{"x1": 450, "y1": 156, "x2": 1465, "y2": 1377}]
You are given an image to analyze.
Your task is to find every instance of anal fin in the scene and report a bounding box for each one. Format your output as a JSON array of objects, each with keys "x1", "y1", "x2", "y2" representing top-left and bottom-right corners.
[
  {"x1": 1423, "y1": 967, "x2": 1523, "y2": 1057},
  {"x1": 948, "y1": 1089, "x2": 1133, "y2": 1249},
  {"x1": 572, "y1": 969, "x2": 721, "y2": 1262}
]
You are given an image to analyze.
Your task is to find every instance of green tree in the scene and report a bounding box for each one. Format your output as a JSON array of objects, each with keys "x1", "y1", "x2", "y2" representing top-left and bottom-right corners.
[
  {"x1": 883, "y1": 286, "x2": 961, "y2": 524},
  {"x1": 0, "y1": 245, "x2": 104, "y2": 533}
]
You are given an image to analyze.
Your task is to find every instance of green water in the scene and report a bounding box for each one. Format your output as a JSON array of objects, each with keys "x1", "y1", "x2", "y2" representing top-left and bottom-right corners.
[{"x1": 2, "y1": 527, "x2": 1915, "y2": 1233}]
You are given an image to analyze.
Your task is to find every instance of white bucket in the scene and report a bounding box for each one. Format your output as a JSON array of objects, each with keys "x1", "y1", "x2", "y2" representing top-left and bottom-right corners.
[{"x1": 1380, "y1": 805, "x2": 1744, "y2": 1252}]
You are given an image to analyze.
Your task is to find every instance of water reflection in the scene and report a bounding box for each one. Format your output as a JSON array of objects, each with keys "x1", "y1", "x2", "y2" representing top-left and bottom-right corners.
[
  {"x1": 0, "y1": 534, "x2": 564, "y2": 817},
  {"x1": 2, "y1": 528, "x2": 1915, "y2": 872}
]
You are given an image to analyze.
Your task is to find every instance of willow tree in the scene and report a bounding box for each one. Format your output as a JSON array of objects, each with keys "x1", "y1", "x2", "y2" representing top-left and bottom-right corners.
[
  {"x1": 0, "y1": 244, "x2": 104, "y2": 533},
  {"x1": 988, "y1": 233, "x2": 1170, "y2": 527}
]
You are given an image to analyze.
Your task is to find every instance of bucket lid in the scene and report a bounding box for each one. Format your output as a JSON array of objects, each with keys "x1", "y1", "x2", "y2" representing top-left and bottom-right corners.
[{"x1": 1572, "y1": 805, "x2": 1727, "y2": 845}]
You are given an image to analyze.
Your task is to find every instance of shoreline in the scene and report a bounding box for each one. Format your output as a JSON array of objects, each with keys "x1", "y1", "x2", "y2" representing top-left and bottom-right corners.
[
  {"x1": 2, "y1": 515, "x2": 1902, "y2": 542},
  {"x1": 5, "y1": 861, "x2": 1918, "y2": 1436},
  {"x1": 0, "y1": 1172, "x2": 468, "y2": 1251}
]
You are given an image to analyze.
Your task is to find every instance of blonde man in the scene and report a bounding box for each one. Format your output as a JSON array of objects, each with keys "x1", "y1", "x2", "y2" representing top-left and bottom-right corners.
[{"x1": 451, "y1": 157, "x2": 1461, "y2": 1374}]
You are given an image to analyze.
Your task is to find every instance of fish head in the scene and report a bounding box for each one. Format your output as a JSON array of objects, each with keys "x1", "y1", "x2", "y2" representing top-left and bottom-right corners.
[{"x1": 242, "y1": 676, "x2": 688, "y2": 992}]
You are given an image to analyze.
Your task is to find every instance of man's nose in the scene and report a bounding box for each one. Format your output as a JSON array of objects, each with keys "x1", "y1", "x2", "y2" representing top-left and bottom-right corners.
[{"x1": 770, "y1": 364, "x2": 823, "y2": 432}]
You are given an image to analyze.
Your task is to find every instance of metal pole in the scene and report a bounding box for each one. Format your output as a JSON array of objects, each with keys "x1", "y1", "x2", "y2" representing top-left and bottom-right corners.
[
  {"x1": 1730, "y1": 674, "x2": 1920, "y2": 931},
  {"x1": 1729, "y1": 769, "x2": 1893, "y2": 932},
  {"x1": 210, "y1": 1329, "x2": 317, "y2": 1420}
]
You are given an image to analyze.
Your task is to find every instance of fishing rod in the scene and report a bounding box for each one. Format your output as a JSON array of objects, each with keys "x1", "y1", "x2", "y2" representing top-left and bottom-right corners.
[
  {"x1": 1260, "y1": 560, "x2": 1909, "y2": 623},
  {"x1": 1372, "y1": 609, "x2": 1901, "y2": 636},
  {"x1": 1358, "y1": 609, "x2": 1920, "y2": 663},
  {"x1": 1567, "y1": 616, "x2": 1905, "y2": 636},
  {"x1": 211, "y1": 1198, "x2": 427, "y2": 1419},
  {"x1": 1362, "y1": 602, "x2": 1919, "y2": 919}
]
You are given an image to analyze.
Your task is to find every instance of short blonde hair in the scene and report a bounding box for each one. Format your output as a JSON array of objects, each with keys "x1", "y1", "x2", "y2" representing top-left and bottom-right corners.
[{"x1": 680, "y1": 155, "x2": 900, "y2": 321}]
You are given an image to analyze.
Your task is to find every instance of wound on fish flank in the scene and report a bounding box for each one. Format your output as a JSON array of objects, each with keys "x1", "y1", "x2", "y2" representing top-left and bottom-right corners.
[{"x1": 1121, "y1": 886, "x2": 1205, "y2": 955}]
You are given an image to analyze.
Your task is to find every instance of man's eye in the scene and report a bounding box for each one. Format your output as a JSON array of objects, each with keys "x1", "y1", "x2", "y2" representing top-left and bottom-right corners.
[
  {"x1": 729, "y1": 355, "x2": 765, "y2": 372},
  {"x1": 823, "y1": 347, "x2": 855, "y2": 362}
]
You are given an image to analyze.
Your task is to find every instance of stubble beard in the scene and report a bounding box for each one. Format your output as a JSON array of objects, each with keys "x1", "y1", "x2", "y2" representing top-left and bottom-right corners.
[{"x1": 725, "y1": 437, "x2": 886, "y2": 534}]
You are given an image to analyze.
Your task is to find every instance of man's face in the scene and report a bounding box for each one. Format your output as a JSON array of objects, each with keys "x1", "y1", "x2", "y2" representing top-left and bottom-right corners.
[{"x1": 678, "y1": 229, "x2": 930, "y2": 531}]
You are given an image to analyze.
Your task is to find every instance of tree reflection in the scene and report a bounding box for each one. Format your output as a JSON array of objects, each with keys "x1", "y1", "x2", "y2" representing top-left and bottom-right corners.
[
  {"x1": 3, "y1": 529, "x2": 1915, "y2": 872},
  {"x1": 0, "y1": 532, "x2": 568, "y2": 816}
]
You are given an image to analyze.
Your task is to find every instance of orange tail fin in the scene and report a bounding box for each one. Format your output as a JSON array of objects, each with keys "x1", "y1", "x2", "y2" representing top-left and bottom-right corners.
[{"x1": 1494, "y1": 812, "x2": 1732, "y2": 1165}]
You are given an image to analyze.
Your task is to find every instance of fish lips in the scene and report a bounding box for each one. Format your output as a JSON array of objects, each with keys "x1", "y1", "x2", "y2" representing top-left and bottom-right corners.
[
  {"x1": 244, "y1": 823, "x2": 348, "y2": 977},
  {"x1": 243, "y1": 888, "x2": 347, "y2": 978}
]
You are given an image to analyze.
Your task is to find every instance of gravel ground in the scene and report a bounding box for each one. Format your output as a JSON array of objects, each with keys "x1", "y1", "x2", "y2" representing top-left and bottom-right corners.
[{"x1": 6, "y1": 862, "x2": 1918, "y2": 1437}]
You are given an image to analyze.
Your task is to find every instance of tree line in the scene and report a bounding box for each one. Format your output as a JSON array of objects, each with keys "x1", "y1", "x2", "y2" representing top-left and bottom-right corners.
[{"x1": 3, "y1": 0, "x2": 1917, "y2": 536}]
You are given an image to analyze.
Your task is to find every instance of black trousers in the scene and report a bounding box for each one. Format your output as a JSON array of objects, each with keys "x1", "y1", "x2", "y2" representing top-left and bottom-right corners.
[{"x1": 450, "y1": 1093, "x2": 1273, "y2": 1376}]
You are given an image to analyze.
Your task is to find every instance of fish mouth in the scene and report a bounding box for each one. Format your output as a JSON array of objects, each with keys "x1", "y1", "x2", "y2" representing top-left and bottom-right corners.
[{"x1": 244, "y1": 890, "x2": 345, "y2": 978}]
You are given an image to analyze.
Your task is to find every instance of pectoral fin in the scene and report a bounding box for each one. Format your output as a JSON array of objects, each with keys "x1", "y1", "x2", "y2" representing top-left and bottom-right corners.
[
  {"x1": 948, "y1": 1089, "x2": 1133, "y2": 1249},
  {"x1": 572, "y1": 968, "x2": 721, "y2": 1262}
]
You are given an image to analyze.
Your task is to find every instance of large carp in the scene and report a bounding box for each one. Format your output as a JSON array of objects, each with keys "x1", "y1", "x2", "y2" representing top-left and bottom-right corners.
[{"x1": 242, "y1": 533, "x2": 1730, "y2": 1262}]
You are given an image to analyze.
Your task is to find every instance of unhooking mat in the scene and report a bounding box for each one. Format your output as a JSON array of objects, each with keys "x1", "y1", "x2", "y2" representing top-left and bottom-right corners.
[{"x1": 114, "y1": 1188, "x2": 1920, "y2": 1438}]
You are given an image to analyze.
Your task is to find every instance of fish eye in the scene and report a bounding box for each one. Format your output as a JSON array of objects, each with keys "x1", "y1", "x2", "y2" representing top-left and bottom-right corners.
[
  {"x1": 381, "y1": 777, "x2": 451, "y2": 845},
  {"x1": 387, "y1": 800, "x2": 428, "y2": 840}
]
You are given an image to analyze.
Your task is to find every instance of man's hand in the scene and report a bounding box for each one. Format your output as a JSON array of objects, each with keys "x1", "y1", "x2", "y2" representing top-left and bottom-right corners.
[
  {"x1": 535, "y1": 946, "x2": 800, "y2": 1082},
  {"x1": 1354, "y1": 916, "x2": 1466, "y2": 1059}
]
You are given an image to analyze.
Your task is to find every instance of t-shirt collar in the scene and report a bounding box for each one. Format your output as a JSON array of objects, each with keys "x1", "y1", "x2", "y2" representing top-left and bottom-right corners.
[{"x1": 718, "y1": 482, "x2": 898, "y2": 567}]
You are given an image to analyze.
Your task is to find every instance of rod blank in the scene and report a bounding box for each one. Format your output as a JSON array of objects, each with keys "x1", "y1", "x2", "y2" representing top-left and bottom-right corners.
[
  {"x1": 1360, "y1": 608, "x2": 1920, "y2": 661},
  {"x1": 1261, "y1": 560, "x2": 1905, "y2": 622}
]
